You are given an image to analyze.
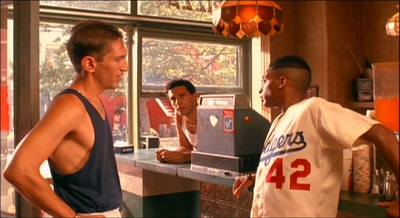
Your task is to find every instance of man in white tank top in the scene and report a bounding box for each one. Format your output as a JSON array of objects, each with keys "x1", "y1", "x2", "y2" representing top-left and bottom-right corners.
[{"x1": 155, "y1": 79, "x2": 198, "y2": 163}]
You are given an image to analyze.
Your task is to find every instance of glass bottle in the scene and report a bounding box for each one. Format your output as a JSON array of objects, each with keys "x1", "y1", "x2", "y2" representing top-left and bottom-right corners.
[
  {"x1": 383, "y1": 171, "x2": 396, "y2": 201},
  {"x1": 371, "y1": 169, "x2": 381, "y2": 196}
]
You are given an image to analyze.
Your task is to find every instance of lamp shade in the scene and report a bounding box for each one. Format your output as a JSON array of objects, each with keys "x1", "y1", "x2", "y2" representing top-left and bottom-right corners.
[
  {"x1": 386, "y1": 11, "x2": 399, "y2": 36},
  {"x1": 212, "y1": 0, "x2": 284, "y2": 39}
]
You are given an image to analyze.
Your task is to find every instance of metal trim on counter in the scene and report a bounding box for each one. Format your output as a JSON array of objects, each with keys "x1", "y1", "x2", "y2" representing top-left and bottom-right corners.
[
  {"x1": 115, "y1": 153, "x2": 137, "y2": 167},
  {"x1": 115, "y1": 149, "x2": 157, "y2": 167},
  {"x1": 178, "y1": 167, "x2": 236, "y2": 187},
  {"x1": 135, "y1": 159, "x2": 189, "y2": 176}
]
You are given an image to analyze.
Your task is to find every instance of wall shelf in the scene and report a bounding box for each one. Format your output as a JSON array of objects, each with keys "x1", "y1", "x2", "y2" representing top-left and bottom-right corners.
[{"x1": 349, "y1": 101, "x2": 374, "y2": 109}]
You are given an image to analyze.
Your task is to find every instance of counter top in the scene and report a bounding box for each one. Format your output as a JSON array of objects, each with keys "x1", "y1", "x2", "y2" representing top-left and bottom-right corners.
[
  {"x1": 116, "y1": 149, "x2": 237, "y2": 185},
  {"x1": 116, "y1": 149, "x2": 387, "y2": 217},
  {"x1": 338, "y1": 191, "x2": 387, "y2": 217}
]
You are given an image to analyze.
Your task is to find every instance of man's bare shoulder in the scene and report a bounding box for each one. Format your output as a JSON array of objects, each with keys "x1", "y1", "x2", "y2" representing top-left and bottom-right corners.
[
  {"x1": 41, "y1": 92, "x2": 86, "y2": 125},
  {"x1": 52, "y1": 92, "x2": 84, "y2": 107}
]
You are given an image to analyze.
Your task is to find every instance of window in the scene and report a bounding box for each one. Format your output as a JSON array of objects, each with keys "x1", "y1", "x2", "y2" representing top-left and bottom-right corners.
[
  {"x1": 39, "y1": 1, "x2": 131, "y2": 14},
  {"x1": 39, "y1": 22, "x2": 74, "y2": 114},
  {"x1": 137, "y1": 0, "x2": 223, "y2": 22},
  {"x1": 1, "y1": 12, "x2": 15, "y2": 217},
  {"x1": 138, "y1": 28, "x2": 249, "y2": 94},
  {"x1": 135, "y1": 27, "x2": 251, "y2": 147}
]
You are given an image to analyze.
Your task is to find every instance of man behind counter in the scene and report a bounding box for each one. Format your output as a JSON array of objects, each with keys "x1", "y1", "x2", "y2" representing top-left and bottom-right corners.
[{"x1": 155, "y1": 79, "x2": 198, "y2": 164}]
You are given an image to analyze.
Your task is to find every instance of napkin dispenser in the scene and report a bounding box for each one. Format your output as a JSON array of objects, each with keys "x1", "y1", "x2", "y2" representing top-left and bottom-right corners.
[
  {"x1": 352, "y1": 78, "x2": 373, "y2": 102},
  {"x1": 114, "y1": 141, "x2": 133, "y2": 154}
]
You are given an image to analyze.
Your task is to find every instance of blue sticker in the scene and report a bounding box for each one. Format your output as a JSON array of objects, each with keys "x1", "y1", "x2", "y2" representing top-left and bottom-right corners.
[{"x1": 224, "y1": 117, "x2": 233, "y2": 131}]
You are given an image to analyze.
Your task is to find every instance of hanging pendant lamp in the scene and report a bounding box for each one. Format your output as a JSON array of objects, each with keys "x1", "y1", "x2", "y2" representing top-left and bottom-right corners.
[
  {"x1": 386, "y1": 5, "x2": 399, "y2": 36},
  {"x1": 212, "y1": 0, "x2": 284, "y2": 39}
]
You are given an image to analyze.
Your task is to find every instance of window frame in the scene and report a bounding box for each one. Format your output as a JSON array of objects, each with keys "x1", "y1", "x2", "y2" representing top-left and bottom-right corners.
[{"x1": 135, "y1": 26, "x2": 252, "y2": 98}]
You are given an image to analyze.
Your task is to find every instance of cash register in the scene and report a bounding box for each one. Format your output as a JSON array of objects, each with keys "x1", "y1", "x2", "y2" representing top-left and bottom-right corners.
[{"x1": 192, "y1": 93, "x2": 271, "y2": 176}]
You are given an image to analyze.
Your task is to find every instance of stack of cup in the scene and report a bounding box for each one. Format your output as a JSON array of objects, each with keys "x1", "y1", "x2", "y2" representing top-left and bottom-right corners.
[{"x1": 352, "y1": 144, "x2": 372, "y2": 193}]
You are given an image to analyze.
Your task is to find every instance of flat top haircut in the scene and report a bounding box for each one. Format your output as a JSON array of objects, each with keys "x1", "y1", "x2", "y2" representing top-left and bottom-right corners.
[{"x1": 269, "y1": 55, "x2": 312, "y2": 92}]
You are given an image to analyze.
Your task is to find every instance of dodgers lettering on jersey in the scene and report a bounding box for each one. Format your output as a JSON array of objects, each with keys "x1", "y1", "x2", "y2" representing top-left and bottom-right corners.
[{"x1": 260, "y1": 131, "x2": 307, "y2": 166}]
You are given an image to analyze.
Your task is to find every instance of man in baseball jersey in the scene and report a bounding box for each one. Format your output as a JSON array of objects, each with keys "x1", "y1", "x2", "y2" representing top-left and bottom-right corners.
[{"x1": 232, "y1": 55, "x2": 399, "y2": 217}]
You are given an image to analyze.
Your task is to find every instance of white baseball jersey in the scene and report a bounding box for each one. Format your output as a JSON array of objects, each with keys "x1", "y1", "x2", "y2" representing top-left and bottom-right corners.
[{"x1": 251, "y1": 97, "x2": 378, "y2": 217}]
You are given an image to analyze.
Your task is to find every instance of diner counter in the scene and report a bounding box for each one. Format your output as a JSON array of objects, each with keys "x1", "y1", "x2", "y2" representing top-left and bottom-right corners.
[{"x1": 116, "y1": 148, "x2": 387, "y2": 217}]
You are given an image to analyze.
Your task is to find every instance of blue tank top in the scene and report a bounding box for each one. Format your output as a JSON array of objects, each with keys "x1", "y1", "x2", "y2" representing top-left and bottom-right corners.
[{"x1": 48, "y1": 89, "x2": 122, "y2": 213}]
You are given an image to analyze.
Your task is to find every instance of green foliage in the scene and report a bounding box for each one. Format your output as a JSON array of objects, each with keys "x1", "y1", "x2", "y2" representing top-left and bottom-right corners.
[
  {"x1": 39, "y1": 22, "x2": 127, "y2": 102},
  {"x1": 39, "y1": 43, "x2": 75, "y2": 102},
  {"x1": 40, "y1": 1, "x2": 130, "y2": 13},
  {"x1": 39, "y1": 41, "x2": 128, "y2": 101},
  {"x1": 138, "y1": 1, "x2": 220, "y2": 21},
  {"x1": 142, "y1": 38, "x2": 239, "y2": 87}
]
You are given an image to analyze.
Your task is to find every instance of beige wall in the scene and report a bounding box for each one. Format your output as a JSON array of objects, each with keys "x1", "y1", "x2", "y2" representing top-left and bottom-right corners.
[
  {"x1": 269, "y1": 1, "x2": 399, "y2": 108},
  {"x1": 362, "y1": 1, "x2": 399, "y2": 63}
]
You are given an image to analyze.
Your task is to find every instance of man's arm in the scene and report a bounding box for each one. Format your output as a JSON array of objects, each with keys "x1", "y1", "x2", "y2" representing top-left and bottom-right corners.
[
  {"x1": 232, "y1": 173, "x2": 255, "y2": 198},
  {"x1": 155, "y1": 114, "x2": 194, "y2": 163},
  {"x1": 360, "y1": 124, "x2": 399, "y2": 183},
  {"x1": 3, "y1": 94, "x2": 84, "y2": 217},
  {"x1": 359, "y1": 124, "x2": 399, "y2": 218}
]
